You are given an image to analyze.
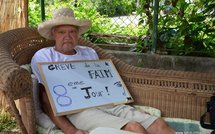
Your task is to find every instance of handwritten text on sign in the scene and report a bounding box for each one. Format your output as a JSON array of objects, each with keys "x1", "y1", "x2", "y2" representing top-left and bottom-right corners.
[{"x1": 38, "y1": 59, "x2": 133, "y2": 116}]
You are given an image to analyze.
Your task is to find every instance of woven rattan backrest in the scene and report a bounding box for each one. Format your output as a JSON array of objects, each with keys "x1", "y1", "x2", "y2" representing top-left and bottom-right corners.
[
  {"x1": 3, "y1": 27, "x2": 126, "y2": 73},
  {"x1": 4, "y1": 28, "x2": 116, "y2": 65}
]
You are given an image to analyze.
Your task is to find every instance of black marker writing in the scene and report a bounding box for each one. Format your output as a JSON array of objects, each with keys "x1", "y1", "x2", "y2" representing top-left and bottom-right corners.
[
  {"x1": 114, "y1": 81, "x2": 126, "y2": 96},
  {"x1": 105, "y1": 86, "x2": 110, "y2": 95},
  {"x1": 88, "y1": 69, "x2": 113, "y2": 79},
  {"x1": 68, "y1": 81, "x2": 84, "y2": 86},
  {"x1": 91, "y1": 91, "x2": 103, "y2": 97},
  {"x1": 114, "y1": 81, "x2": 122, "y2": 87},
  {"x1": 81, "y1": 87, "x2": 92, "y2": 99},
  {"x1": 85, "y1": 63, "x2": 90, "y2": 67},
  {"x1": 81, "y1": 87, "x2": 104, "y2": 99},
  {"x1": 94, "y1": 63, "x2": 100, "y2": 67},
  {"x1": 105, "y1": 62, "x2": 109, "y2": 66},
  {"x1": 122, "y1": 87, "x2": 126, "y2": 96},
  {"x1": 48, "y1": 63, "x2": 76, "y2": 71}
]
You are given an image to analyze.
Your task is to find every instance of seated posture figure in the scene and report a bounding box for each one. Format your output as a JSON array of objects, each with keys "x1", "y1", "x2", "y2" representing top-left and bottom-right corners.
[{"x1": 31, "y1": 8, "x2": 175, "y2": 134}]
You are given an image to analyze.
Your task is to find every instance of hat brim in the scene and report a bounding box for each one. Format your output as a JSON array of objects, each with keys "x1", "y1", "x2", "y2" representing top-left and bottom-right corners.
[{"x1": 38, "y1": 17, "x2": 91, "y2": 40}]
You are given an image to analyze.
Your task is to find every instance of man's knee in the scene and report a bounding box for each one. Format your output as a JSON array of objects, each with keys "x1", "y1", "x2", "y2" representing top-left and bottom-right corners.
[
  {"x1": 147, "y1": 118, "x2": 175, "y2": 134},
  {"x1": 122, "y1": 121, "x2": 147, "y2": 133},
  {"x1": 123, "y1": 122, "x2": 142, "y2": 130},
  {"x1": 151, "y1": 118, "x2": 170, "y2": 130}
]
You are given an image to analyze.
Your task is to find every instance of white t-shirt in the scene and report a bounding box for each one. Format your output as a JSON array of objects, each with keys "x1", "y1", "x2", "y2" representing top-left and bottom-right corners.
[
  {"x1": 30, "y1": 45, "x2": 99, "y2": 129},
  {"x1": 31, "y1": 45, "x2": 99, "y2": 84}
]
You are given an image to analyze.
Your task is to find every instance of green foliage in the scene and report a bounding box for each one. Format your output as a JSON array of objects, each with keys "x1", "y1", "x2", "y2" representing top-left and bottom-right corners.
[
  {"x1": 135, "y1": 0, "x2": 215, "y2": 57},
  {"x1": 94, "y1": 0, "x2": 136, "y2": 17},
  {"x1": 28, "y1": 0, "x2": 215, "y2": 57},
  {"x1": 28, "y1": 0, "x2": 41, "y2": 27},
  {"x1": 0, "y1": 111, "x2": 16, "y2": 132},
  {"x1": 28, "y1": 0, "x2": 140, "y2": 39},
  {"x1": 158, "y1": 0, "x2": 215, "y2": 57}
]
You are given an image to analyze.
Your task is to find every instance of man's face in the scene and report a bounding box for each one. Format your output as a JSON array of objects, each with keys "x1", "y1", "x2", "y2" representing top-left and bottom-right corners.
[{"x1": 52, "y1": 25, "x2": 79, "y2": 55}]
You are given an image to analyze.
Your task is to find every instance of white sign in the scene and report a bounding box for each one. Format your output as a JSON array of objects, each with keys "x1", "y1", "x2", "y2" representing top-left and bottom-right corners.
[{"x1": 38, "y1": 59, "x2": 133, "y2": 116}]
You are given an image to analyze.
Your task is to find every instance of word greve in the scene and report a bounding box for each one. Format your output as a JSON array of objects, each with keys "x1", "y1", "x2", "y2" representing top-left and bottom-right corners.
[{"x1": 48, "y1": 63, "x2": 76, "y2": 70}]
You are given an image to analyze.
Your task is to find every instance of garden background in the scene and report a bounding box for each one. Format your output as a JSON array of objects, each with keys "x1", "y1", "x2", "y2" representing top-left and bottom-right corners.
[
  {"x1": 28, "y1": 0, "x2": 215, "y2": 57},
  {"x1": 0, "y1": 0, "x2": 214, "y2": 132}
]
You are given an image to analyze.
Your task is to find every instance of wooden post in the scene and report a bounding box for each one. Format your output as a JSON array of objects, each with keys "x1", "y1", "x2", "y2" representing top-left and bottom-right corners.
[
  {"x1": 152, "y1": 0, "x2": 159, "y2": 53},
  {"x1": 24, "y1": 0, "x2": 28, "y2": 27},
  {"x1": 40, "y1": 0, "x2": 45, "y2": 21},
  {"x1": 0, "y1": 0, "x2": 28, "y2": 33}
]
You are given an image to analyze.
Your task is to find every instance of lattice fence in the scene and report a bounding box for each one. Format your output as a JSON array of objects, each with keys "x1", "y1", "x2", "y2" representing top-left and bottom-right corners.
[
  {"x1": 84, "y1": 0, "x2": 142, "y2": 49},
  {"x1": 88, "y1": 0, "x2": 141, "y2": 36}
]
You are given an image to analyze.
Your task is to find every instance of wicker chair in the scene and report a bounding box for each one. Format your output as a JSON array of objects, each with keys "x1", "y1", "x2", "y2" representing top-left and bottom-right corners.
[{"x1": 0, "y1": 27, "x2": 215, "y2": 134}]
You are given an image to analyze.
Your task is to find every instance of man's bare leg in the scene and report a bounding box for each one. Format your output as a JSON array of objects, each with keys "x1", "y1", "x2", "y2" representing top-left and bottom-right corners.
[
  {"x1": 147, "y1": 118, "x2": 175, "y2": 134},
  {"x1": 122, "y1": 121, "x2": 148, "y2": 134}
]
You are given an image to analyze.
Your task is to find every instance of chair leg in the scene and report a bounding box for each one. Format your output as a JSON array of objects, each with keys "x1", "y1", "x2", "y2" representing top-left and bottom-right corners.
[
  {"x1": 4, "y1": 92, "x2": 28, "y2": 134},
  {"x1": 19, "y1": 96, "x2": 37, "y2": 134},
  {"x1": 25, "y1": 95, "x2": 37, "y2": 134}
]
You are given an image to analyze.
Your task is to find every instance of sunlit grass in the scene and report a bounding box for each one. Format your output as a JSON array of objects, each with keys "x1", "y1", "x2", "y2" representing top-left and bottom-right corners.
[{"x1": 0, "y1": 110, "x2": 18, "y2": 133}]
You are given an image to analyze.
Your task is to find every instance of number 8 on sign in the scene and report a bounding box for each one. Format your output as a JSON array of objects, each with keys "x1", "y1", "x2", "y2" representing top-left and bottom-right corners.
[{"x1": 53, "y1": 85, "x2": 72, "y2": 107}]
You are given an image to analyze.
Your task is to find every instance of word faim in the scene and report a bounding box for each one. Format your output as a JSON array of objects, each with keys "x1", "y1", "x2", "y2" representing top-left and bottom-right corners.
[{"x1": 88, "y1": 69, "x2": 113, "y2": 79}]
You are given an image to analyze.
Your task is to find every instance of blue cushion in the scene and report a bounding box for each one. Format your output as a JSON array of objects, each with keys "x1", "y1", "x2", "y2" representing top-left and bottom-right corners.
[{"x1": 164, "y1": 117, "x2": 213, "y2": 133}]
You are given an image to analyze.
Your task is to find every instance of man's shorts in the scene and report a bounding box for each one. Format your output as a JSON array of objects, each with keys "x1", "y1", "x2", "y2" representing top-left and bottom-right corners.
[{"x1": 67, "y1": 104, "x2": 158, "y2": 131}]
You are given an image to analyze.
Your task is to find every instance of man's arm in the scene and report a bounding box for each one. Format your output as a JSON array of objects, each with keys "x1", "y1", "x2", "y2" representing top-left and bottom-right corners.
[{"x1": 38, "y1": 84, "x2": 88, "y2": 134}]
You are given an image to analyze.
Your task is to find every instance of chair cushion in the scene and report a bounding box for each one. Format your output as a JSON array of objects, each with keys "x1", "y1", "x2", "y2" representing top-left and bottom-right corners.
[
  {"x1": 31, "y1": 74, "x2": 55, "y2": 129},
  {"x1": 164, "y1": 117, "x2": 213, "y2": 133},
  {"x1": 20, "y1": 64, "x2": 32, "y2": 73},
  {"x1": 21, "y1": 64, "x2": 55, "y2": 129}
]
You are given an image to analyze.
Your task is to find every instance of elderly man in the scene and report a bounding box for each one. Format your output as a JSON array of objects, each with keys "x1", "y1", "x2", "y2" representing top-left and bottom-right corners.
[{"x1": 31, "y1": 8, "x2": 175, "y2": 134}]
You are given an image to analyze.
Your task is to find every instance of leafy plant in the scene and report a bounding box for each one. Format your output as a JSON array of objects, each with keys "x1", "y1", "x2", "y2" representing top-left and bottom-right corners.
[
  {"x1": 28, "y1": 0, "x2": 140, "y2": 42},
  {"x1": 158, "y1": 0, "x2": 215, "y2": 56},
  {"x1": 28, "y1": 0, "x2": 41, "y2": 27},
  {"x1": 94, "y1": 0, "x2": 136, "y2": 17},
  {"x1": 28, "y1": 0, "x2": 215, "y2": 57},
  {"x1": 0, "y1": 111, "x2": 17, "y2": 132}
]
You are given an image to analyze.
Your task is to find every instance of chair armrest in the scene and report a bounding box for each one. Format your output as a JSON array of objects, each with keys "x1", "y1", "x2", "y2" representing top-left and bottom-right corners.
[
  {"x1": 0, "y1": 28, "x2": 36, "y2": 134},
  {"x1": 0, "y1": 31, "x2": 32, "y2": 100}
]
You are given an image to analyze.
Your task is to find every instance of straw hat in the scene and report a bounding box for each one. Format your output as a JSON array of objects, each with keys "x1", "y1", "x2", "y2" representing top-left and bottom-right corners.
[{"x1": 38, "y1": 8, "x2": 91, "y2": 40}]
